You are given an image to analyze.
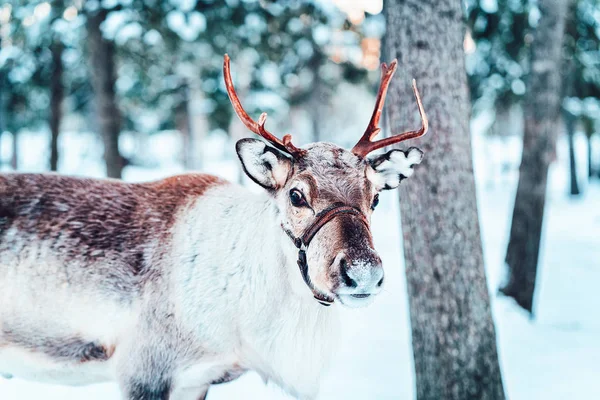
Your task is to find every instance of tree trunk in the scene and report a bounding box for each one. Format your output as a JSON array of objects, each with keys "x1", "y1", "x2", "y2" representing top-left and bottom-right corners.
[
  {"x1": 310, "y1": 113, "x2": 320, "y2": 143},
  {"x1": 86, "y1": 9, "x2": 124, "y2": 179},
  {"x1": 11, "y1": 131, "x2": 17, "y2": 170},
  {"x1": 492, "y1": 102, "x2": 513, "y2": 138},
  {"x1": 49, "y1": 39, "x2": 64, "y2": 171},
  {"x1": 582, "y1": 118, "x2": 594, "y2": 178},
  {"x1": 175, "y1": 82, "x2": 194, "y2": 169},
  {"x1": 589, "y1": 137, "x2": 594, "y2": 178},
  {"x1": 565, "y1": 113, "x2": 580, "y2": 195},
  {"x1": 384, "y1": 1, "x2": 505, "y2": 400},
  {"x1": 308, "y1": 74, "x2": 329, "y2": 142},
  {"x1": 501, "y1": 0, "x2": 568, "y2": 313}
]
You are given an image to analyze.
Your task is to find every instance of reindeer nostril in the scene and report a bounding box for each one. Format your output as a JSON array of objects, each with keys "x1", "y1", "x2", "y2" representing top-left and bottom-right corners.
[
  {"x1": 377, "y1": 276, "x2": 384, "y2": 287},
  {"x1": 339, "y1": 258, "x2": 357, "y2": 288}
]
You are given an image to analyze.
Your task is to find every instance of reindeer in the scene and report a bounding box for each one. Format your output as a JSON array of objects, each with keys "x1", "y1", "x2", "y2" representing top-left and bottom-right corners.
[{"x1": 0, "y1": 55, "x2": 427, "y2": 400}]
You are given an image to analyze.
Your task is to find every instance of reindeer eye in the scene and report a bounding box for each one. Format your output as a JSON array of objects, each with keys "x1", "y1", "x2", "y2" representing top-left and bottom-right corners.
[
  {"x1": 371, "y1": 194, "x2": 380, "y2": 210},
  {"x1": 289, "y1": 189, "x2": 307, "y2": 207}
]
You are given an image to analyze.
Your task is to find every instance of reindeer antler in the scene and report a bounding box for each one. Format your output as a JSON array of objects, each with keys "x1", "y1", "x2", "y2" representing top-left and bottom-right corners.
[
  {"x1": 223, "y1": 54, "x2": 307, "y2": 158},
  {"x1": 351, "y1": 60, "x2": 428, "y2": 158}
]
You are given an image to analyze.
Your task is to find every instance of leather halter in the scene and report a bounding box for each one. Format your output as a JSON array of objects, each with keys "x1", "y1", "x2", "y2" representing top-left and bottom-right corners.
[{"x1": 283, "y1": 204, "x2": 370, "y2": 306}]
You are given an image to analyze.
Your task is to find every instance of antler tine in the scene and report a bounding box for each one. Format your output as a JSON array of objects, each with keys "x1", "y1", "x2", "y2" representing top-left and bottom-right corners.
[
  {"x1": 363, "y1": 60, "x2": 398, "y2": 142},
  {"x1": 351, "y1": 71, "x2": 428, "y2": 158},
  {"x1": 282, "y1": 134, "x2": 307, "y2": 157},
  {"x1": 223, "y1": 54, "x2": 306, "y2": 158},
  {"x1": 256, "y1": 113, "x2": 307, "y2": 158}
]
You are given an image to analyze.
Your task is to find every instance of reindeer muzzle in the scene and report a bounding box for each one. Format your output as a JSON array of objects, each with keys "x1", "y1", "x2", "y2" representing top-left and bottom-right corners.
[{"x1": 283, "y1": 205, "x2": 370, "y2": 306}]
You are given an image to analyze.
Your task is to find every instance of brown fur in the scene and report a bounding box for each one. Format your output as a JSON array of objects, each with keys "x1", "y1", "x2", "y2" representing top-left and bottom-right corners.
[
  {"x1": 0, "y1": 173, "x2": 225, "y2": 298},
  {"x1": 285, "y1": 143, "x2": 377, "y2": 255}
]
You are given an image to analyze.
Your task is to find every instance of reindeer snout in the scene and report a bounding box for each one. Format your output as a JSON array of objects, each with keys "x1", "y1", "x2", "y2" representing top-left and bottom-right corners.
[{"x1": 333, "y1": 250, "x2": 384, "y2": 302}]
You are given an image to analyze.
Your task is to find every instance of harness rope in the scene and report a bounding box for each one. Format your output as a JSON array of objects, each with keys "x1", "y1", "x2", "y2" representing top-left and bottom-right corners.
[{"x1": 282, "y1": 204, "x2": 370, "y2": 306}]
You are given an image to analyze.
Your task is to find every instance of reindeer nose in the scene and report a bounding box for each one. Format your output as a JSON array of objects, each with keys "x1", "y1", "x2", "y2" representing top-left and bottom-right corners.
[{"x1": 335, "y1": 251, "x2": 384, "y2": 294}]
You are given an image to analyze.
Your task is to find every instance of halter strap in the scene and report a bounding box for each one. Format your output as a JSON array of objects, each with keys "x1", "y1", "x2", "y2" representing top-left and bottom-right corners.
[{"x1": 283, "y1": 204, "x2": 370, "y2": 306}]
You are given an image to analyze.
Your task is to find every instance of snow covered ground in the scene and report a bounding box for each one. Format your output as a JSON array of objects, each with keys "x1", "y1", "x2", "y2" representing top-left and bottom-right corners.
[{"x1": 0, "y1": 127, "x2": 599, "y2": 399}]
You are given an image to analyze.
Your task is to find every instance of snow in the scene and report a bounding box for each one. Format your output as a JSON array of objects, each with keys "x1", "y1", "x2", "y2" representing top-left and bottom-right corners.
[
  {"x1": 476, "y1": 143, "x2": 600, "y2": 400},
  {"x1": 1, "y1": 124, "x2": 599, "y2": 399}
]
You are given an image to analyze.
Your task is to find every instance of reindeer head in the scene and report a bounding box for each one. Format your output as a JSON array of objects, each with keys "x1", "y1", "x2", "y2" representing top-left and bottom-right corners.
[{"x1": 224, "y1": 55, "x2": 428, "y2": 308}]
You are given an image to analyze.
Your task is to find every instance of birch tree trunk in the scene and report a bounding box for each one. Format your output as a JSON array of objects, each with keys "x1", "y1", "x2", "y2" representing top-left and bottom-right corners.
[
  {"x1": 384, "y1": 1, "x2": 505, "y2": 399},
  {"x1": 501, "y1": 0, "x2": 568, "y2": 313},
  {"x1": 87, "y1": 9, "x2": 124, "y2": 179}
]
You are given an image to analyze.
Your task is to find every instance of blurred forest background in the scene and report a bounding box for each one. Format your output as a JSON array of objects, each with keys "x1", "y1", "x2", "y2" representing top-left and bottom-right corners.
[
  {"x1": 1, "y1": 0, "x2": 599, "y2": 399},
  {"x1": 0, "y1": 0, "x2": 382, "y2": 178},
  {"x1": 0, "y1": 0, "x2": 599, "y2": 184}
]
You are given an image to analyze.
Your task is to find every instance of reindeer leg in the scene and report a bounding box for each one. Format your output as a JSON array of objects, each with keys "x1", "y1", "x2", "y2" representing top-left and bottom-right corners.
[
  {"x1": 122, "y1": 379, "x2": 172, "y2": 400},
  {"x1": 117, "y1": 354, "x2": 173, "y2": 400}
]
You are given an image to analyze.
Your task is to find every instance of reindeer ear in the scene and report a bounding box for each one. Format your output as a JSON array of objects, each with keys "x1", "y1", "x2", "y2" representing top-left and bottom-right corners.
[
  {"x1": 367, "y1": 147, "x2": 424, "y2": 190},
  {"x1": 236, "y1": 138, "x2": 292, "y2": 190}
]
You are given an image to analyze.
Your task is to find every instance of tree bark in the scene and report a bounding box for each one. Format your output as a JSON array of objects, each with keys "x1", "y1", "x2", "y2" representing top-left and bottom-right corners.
[
  {"x1": 49, "y1": 39, "x2": 64, "y2": 171},
  {"x1": 384, "y1": 1, "x2": 505, "y2": 399},
  {"x1": 565, "y1": 113, "x2": 580, "y2": 195},
  {"x1": 501, "y1": 0, "x2": 568, "y2": 313},
  {"x1": 86, "y1": 9, "x2": 124, "y2": 178}
]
